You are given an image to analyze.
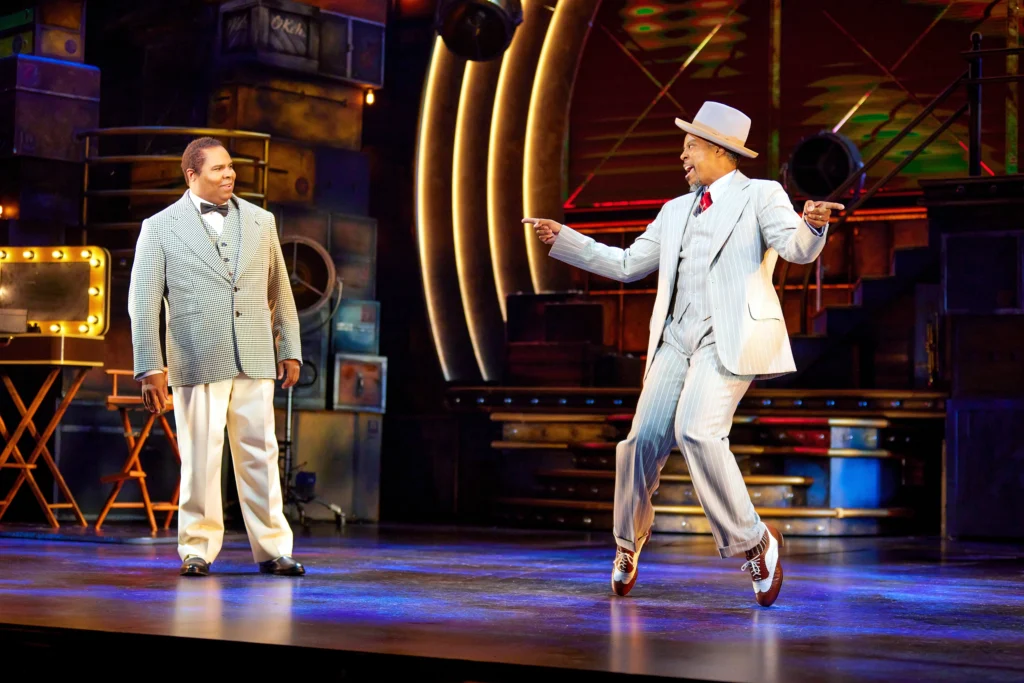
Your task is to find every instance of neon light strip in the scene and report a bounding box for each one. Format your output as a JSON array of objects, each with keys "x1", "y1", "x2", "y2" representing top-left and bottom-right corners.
[
  {"x1": 415, "y1": 37, "x2": 453, "y2": 381},
  {"x1": 453, "y1": 60, "x2": 493, "y2": 381}
]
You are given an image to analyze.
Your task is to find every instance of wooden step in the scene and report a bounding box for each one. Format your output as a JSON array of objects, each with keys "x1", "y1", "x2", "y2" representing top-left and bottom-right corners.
[
  {"x1": 457, "y1": 389, "x2": 946, "y2": 418},
  {"x1": 534, "y1": 470, "x2": 812, "y2": 507},
  {"x1": 494, "y1": 498, "x2": 913, "y2": 537},
  {"x1": 491, "y1": 440, "x2": 896, "y2": 458},
  {"x1": 0, "y1": 463, "x2": 38, "y2": 469},
  {"x1": 603, "y1": 414, "x2": 890, "y2": 428},
  {"x1": 536, "y1": 469, "x2": 813, "y2": 486},
  {"x1": 497, "y1": 497, "x2": 911, "y2": 518}
]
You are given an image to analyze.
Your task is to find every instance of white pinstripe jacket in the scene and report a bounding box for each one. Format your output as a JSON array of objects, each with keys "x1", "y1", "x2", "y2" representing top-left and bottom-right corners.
[
  {"x1": 129, "y1": 193, "x2": 302, "y2": 388},
  {"x1": 548, "y1": 172, "x2": 827, "y2": 380}
]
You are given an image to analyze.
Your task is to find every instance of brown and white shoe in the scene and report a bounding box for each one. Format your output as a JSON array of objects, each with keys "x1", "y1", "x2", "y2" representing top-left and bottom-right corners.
[
  {"x1": 611, "y1": 529, "x2": 651, "y2": 597},
  {"x1": 741, "y1": 525, "x2": 784, "y2": 607}
]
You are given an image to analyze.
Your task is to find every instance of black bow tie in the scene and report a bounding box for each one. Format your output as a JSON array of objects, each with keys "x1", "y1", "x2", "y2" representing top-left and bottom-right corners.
[{"x1": 200, "y1": 202, "x2": 229, "y2": 217}]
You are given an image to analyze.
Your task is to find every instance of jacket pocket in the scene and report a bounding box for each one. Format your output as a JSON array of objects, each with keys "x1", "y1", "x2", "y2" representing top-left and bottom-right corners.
[{"x1": 748, "y1": 300, "x2": 783, "y2": 321}]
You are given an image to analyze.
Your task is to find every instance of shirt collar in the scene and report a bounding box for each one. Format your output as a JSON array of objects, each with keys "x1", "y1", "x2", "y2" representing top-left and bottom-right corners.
[
  {"x1": 186, "y1": 189, "x2": 233, "y2": 212},
  {"x1": 704, "y1": 169, "x2": 736, "y2": 199}
]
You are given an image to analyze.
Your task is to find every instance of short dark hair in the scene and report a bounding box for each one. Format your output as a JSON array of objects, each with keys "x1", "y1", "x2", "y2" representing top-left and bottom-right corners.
[
  {"x1": 181, "y1": 137, "x2": 225, "y2": 180},
  {"x1": 723, "y1": 148, "x2": 740, "y2": 166}
]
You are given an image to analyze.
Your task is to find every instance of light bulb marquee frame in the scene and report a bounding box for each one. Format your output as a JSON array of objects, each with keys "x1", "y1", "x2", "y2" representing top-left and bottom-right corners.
[{"x1": 0, "y1": 246, "x2": 111, "y2": 338}]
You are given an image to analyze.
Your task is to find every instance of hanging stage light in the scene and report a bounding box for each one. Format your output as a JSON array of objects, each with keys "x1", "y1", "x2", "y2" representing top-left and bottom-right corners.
[
  {"x1": 435, "y1": 0, "x2": 523, "y2": 61},
  {"x1": 786, "y1": 131, "x2": 864, "y2": 201}
]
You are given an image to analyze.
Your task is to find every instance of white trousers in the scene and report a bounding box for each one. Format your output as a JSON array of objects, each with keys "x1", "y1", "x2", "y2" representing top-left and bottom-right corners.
[
  {"x1": 174, "y1": 374, "x2": 292, "y2": 563},
  {"x1": 613, "y1": 338, "x2": 766, "y2": 558}
]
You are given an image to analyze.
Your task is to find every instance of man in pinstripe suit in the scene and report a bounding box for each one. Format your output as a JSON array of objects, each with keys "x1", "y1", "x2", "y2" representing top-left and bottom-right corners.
[
  {"x1": 129, "y1": 138, "x2": 305, "y2": 577},
  {"x1": 525, "y1": 103, "x2": 843, "y2": 606}
]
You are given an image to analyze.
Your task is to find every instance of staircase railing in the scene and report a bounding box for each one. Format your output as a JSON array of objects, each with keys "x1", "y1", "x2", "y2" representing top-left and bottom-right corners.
[{"x1": 783, "y1": 33, "x2": 1024, "y2": 334}]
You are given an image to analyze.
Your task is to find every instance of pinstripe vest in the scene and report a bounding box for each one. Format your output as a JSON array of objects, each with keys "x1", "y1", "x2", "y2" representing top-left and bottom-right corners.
[{"x1": 663, "y1": 192, "x2": 716, "y2": 353}]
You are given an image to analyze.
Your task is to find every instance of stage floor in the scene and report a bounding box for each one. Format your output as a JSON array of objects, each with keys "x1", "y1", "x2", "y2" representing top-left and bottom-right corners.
[{"x1": 1, "y1": 525, "x2": 1022, "y2": 682}]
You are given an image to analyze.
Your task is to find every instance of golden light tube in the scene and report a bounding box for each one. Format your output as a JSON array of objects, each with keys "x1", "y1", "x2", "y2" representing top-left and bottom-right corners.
[
  {"x1": 453, "y1": 58, "x2": 506, "y2": 382},
  {"x1": 415, "y1": 37, "x2": 479, "y2": 382},
  {"x1": 523, "y1": 0, "x2": 601, "y2": 293},
  {"x1": 487, "y1": 0, "x2": 553, "y2": 319}
]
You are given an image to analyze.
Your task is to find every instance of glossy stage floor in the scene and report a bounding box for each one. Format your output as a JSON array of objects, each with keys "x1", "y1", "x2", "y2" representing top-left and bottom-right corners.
[{"x1": 0, "y1": 525, "x2": 1021, "y2": 682}]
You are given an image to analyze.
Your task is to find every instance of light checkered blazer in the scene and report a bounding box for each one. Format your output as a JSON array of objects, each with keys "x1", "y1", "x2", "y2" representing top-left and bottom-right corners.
[
  {"x1": 549, "y1": 172, "x2": 827, "y2": 380},
  {"x1": 129, "y1": 193, "x2": 301, "y2": 388}
]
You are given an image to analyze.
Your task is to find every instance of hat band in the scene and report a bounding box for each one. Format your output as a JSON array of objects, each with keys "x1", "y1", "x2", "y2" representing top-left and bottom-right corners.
[{"x1": 688, "y1": 119, "x2": 748, "y2": 150}]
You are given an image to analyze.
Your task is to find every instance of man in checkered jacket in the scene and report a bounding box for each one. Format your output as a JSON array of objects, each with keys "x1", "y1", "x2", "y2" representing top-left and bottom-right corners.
[{"x1": 129, "y1": 137, "x2": 305, "y2": 577}]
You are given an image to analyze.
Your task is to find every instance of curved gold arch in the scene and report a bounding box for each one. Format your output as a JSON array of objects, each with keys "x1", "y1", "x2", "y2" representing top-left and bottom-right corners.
[
  {"x1": 487, "y1": 0, "x2": 552, "y2": 320},
  {"x1": 523, "y1": 0, "x2": 601, "y2": 293},
  {"x1": 415, "y1": 37, "x2": 479, "y2": 382},
  {"x1": 417, "y1": 3, "x2": 602, "y2": 381},
  {"x1": 453, "y1": 58, "x2": 505, "y2": 382}
]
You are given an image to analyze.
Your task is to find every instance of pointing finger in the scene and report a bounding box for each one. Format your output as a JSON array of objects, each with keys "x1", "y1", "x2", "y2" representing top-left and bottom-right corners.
[{"x1": 815, "y1": 202, "x2": 846, "y2": 211}]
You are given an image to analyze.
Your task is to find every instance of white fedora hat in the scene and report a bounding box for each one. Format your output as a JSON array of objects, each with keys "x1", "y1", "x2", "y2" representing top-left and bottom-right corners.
[{"x1": 675, "y1": 102, "x2": 758, "y2": 159}]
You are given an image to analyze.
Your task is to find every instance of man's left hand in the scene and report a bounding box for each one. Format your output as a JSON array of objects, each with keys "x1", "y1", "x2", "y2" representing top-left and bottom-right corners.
[
  {"x1": 277, "y1": 359, "x2": 300, "y2": 389},
  {"x1": 803, "y1": 200, "x2": 845, "y2": 229}
]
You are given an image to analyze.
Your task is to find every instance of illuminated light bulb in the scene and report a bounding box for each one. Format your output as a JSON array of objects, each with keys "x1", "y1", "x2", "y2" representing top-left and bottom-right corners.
[
  {"x1": 88, "y1": 287, "x2": 100, "y2": 296},
  {"x1": 52, "y1": 250, "x2": 65, "y2": 259},
  {"x1": 90, "y1": 258, "x2": 101, "y2": 268},
  {"x1": 23, "y1": 250, "x2": 34, "y2": 259},
  {"x1": 78, "y1": 324, "x2": 89, "y2": 333},
  {"x1": 87, "y1": 315, "x2": 98, "y2": 324},
  {"x1": 80, "y1": 249, "x2": 92, "y2": 258},
  {"x1": 50, "y1": 324, "x2": 62, "y2": 333},
  {"x1": 365, "y1": 89, "x2": 375, "y2": 105}
]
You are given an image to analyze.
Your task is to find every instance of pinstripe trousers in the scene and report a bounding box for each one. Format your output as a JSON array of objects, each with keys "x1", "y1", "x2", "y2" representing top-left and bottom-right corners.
[{"x1": 613, "y1": 329, "x2": 766, "y2": 558}]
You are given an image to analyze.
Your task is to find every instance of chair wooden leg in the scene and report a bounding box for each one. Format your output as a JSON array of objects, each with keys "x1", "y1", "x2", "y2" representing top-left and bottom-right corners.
[
  {"x1": 96, "y1": 410, "x2": 157, "y2": 531},
  {"x1": 5, "y1": 368, "x2": 90, "y2": 527},
  {"x1": 0, "y1": 372, "x2": 62, "y2": 527},
  {"x1": 137, "y1": 472, "x2": 158, "y2": 534}
]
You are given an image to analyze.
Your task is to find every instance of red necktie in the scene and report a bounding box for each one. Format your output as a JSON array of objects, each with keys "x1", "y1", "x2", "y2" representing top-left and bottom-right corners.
[{"x1": 699, "y1": 189, "x2": 713, "y2": 213}]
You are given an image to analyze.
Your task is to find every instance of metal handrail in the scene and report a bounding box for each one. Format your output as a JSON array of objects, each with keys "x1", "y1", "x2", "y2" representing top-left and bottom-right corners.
[
  {"x1": 77, "y1": 126, "x2": 270, "y2": 140},
  {"x1": 792, "y1": 33, "x2": 1024, "y2": 334},
  {"x1": 79, "y1": 126, "x2": 273, "y2": 242}
]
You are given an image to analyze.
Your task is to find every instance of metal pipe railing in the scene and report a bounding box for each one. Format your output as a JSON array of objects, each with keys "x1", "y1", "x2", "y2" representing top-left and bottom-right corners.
[
  {"x1": 794, "y1": 33, "x2": 1024, "y2": 335},
  {"x1": 77, "y1": 127, "x2": 273, "y2": 244}
]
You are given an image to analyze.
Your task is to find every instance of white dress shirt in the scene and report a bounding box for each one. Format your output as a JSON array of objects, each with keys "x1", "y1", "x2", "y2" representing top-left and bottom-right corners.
[{"x1": 187, "y1": 190, "x2": 227, "y2": 236}]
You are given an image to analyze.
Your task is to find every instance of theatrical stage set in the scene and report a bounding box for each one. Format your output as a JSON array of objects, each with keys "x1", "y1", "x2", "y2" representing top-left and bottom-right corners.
[{"x1": 0, "y1": 0, "x2": 1022, "y2": 682}]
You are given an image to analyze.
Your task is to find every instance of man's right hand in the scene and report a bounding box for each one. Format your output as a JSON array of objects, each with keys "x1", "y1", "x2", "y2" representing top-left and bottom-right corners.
[
  {"x1": 522, "y1": 218, "x2": 562, "y2": 245},
  {"x1": 141, "y1": 372, "x2": 169, "y2": 414}
]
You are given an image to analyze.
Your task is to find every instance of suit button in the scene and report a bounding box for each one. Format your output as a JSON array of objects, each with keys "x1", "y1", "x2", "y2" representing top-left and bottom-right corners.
[
  {"x1": 221, "y1": 242, "x2": 227, "y2": 247},
  {"x1": 236, "y1": 311, "x2": 241, "y2": 317},
  {"x1": 234, "y1": 287, "x2": 239, "y2": 292},
  {"x1": 223, "y1": 257, "x2": 229, "y2": 262}
]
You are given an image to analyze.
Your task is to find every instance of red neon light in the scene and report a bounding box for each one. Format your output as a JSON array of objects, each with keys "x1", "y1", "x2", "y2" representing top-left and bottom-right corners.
[
  {"x1": 791, "y1": 447, "x2": 831, "y2": 455},
  {"x1": 754, "y1": 417, "x2": 830, "y2": 425},
  {"x1": 955, "y1": 140, "x2": 995, "y2": 176}
]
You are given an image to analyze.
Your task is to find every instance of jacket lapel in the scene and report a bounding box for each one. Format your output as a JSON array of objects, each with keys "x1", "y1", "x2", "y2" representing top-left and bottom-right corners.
[
  {"x1": 663, "y1": 193, "x2": 697, "y2": 272},
  {"x1": 708, "y1": 171, "x2": 751, "y2": 267},
  {"x1": 233, "y1": 197, "x2": 262, "y2": 281},
  {"x1": 168, "y1": 194, "x2": 231, "y2": 281}
]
